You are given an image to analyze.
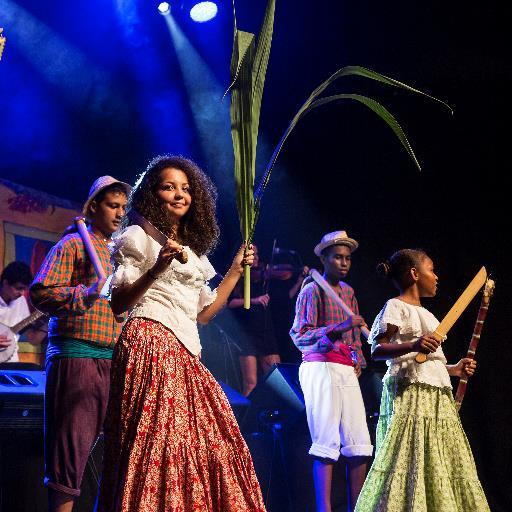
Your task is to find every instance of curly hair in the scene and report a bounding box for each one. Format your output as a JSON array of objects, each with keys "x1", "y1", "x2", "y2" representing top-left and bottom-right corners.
[{"x1": 126, "y1": 155, "x2": 219, "y2": 256}]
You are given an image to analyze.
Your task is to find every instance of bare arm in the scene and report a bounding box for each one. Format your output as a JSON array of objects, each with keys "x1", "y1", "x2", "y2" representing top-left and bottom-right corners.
[
  {"x1": 372, "y1": 324, "x2": 440, "y2": 361},
  {"x1": 227, "y1": 297, "x2": 244, "y2": 308},
  {"x1": 197, "y1": 245, "x2": 254, "y2": 324},
  {"x1": 228, "y1": 294, "x2": 270, "y2": 309},
  {"x1": 446, "y1": 358, "x2": 477, "y2": 377},
  {"x1": 288, "y1": 266, "x2": 310, "y2": 300}
]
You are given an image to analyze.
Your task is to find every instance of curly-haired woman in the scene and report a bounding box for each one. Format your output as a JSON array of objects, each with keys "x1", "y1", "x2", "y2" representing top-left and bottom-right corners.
[{"x1": 97, "y1": 155, "x2": 266, "y2": 512}]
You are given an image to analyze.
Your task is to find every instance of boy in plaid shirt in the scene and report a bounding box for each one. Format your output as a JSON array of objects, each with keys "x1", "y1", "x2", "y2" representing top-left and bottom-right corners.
[
  {"x1": 290, "y1": 231, "x2": 372, "y2": 512},
  {"x1": 30, "y1": 176, "x2": 129, "y2": 512}
]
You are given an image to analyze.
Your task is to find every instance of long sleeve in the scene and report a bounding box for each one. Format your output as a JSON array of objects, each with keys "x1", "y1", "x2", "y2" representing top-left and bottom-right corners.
[
  {"x1": 30, "y1": 240, "x2": 91, "y2": 316},
  {"x1": 29, "y1": 233, "x2": 121, "y2": 347},
  {"x1": 290, "y1": 285, "x2": 335, "y2": 353}
]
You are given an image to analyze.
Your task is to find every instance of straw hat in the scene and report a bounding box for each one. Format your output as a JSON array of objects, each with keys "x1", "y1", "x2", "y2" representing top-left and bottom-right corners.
[
  {"x1": 82, "y1": 175, "x2": 131, "y2": 216},
  {"x1": 314, "y1": 230, "x2": 359, "y2": 257}
]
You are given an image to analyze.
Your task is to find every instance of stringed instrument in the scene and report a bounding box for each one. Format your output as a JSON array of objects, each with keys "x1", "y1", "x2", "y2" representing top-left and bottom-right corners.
[
  {"x1": 454, "y1": 277, "x2": 495, "y2": 410},
  {"x1": 0, "y1": 310, "x2": 46, "y2": 363}
]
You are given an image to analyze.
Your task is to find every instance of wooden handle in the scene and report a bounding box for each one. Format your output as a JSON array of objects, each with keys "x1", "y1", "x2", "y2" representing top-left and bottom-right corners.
[
  {"x1": 415, "y1": 352, "x2": 428, "y2": 363},
  {"x1": 74, "y1": 217, "x2": 107, "y2": 280},
  {"x1": 11, "y1": 310, "x2": 45, "y2": 335},
  {"x1": 414, "y1": 329, "x2": 444, "y2": 364},
  {"x1": 175, "y1": 250, "x2": 188, "y2": 264}
]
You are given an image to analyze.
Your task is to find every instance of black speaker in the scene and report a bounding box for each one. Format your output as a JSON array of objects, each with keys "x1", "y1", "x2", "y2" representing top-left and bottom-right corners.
[
  {"x1": 241, "y1": 363, "x2": 305, "y2": 433},
  {"x1": 0, "y1": 366, "x2": 45, "y2": 432}
]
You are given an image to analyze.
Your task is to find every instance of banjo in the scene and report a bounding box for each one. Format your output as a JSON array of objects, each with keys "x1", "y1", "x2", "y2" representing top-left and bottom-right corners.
[{"x1": 0, "y1": 310, "x2": 45, "y2": 363}]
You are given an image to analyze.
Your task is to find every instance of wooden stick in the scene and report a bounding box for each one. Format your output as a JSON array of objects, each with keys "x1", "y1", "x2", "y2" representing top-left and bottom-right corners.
[
  {"x1": 309, "y1": 269, "x2": 370, "y2": 339},
  {"x1": 415, "y1": 266, "x2": 487, "y2": 363},
  {"x1": 74, "y1": 217, "x2": 107, "y2": 280}
]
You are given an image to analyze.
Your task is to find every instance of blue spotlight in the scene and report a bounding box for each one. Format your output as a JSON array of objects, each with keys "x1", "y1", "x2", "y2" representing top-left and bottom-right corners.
[
  {"x1": 189, "y1": 2, "x2": 218, "y2": 23},
  {"x1": 158, "y1": 2, "x2": 171, "y2": 15}
]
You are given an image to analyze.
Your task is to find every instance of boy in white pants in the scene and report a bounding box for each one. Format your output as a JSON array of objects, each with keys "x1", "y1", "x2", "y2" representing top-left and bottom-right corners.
[{"x1": 290, "y1": 231, "x2": 373, "y2": 512}]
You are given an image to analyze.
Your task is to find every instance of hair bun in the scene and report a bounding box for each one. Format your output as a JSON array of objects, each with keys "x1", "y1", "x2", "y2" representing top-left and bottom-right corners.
[{"x1": 376, "y1": 260, "x2": 392, "y2": 278}]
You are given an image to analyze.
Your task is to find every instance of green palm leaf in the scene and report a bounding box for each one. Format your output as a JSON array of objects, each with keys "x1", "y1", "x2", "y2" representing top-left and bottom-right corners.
[
  {"x1": 253, "y1": 66, "x2": 452, "y2": 221},
  {"x1": 228, "y1": 4, "x2": 450, "y2": 308},
  {"x1": 229, "y1": 0, "x2": 275, "y2": 308}
]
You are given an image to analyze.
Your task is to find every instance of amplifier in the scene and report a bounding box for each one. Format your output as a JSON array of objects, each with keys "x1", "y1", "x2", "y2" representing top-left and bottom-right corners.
[{"x1": 0, "y1": 368, "x2": 45, "y2": 431}]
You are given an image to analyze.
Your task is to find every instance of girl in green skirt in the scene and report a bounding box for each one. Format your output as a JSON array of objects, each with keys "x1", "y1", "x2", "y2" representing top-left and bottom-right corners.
[{"x1": 355, "y1": 249, "x2": 490, "y2": 512}]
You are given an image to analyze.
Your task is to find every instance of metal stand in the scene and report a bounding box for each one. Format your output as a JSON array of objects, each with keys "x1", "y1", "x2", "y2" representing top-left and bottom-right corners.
[
  {"x1": 259, "y1": 411, "x2": 295, "y2": 512},
  {"x1": 211, "y1": 321, "x2": 242, "y2": 391}
]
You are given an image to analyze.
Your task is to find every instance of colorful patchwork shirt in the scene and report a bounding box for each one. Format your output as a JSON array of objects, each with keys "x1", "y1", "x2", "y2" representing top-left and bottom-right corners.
[
  {"x1": 30, "y1": 232, "x2": 122, "y2": 348},
  {"x1": 290, "y1": 280, "x2": 366, "y2": 367}
]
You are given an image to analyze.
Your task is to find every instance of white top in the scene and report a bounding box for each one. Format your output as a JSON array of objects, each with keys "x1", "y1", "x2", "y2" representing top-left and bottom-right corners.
[
  {"x1": 110, "y1": 225, "x2": 217, "y2": 356},
  {"x1": 368, "y1": 298, "x2": 451, "y2": 388},
  {"x1": 0, "y1": 295, "x2": 31, "y2": 362}
]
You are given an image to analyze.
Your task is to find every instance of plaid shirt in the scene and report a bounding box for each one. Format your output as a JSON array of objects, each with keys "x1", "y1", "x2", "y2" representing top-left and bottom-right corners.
[
  {"x1": 30, "y1": 232, "x2": 122, "y2": 348},
  {"x1": 290, "y1": 279, "x2": 366, "y2": 367}
]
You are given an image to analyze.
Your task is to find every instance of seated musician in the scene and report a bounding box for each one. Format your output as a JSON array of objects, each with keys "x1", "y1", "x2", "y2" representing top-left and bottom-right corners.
[{"x1": 0, "y1": 261, "x2": 47, "y2": 362}]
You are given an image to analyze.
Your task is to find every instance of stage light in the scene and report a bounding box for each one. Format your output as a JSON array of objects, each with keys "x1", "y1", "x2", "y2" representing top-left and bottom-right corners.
[
  {"x1": 158, "y1": 2, "x2": 171, "y2": 15},
  {"x1": 189, "y1": 2, "x2": 218, "y2": 23}
]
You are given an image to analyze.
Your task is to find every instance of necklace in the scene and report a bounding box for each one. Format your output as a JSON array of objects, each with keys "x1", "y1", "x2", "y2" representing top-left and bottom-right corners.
[{"x1": 90, "y1": 230, "x2": 110, "y2": 244}]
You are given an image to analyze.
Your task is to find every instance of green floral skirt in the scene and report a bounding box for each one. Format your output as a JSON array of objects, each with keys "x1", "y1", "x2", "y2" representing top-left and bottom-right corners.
[{"x1": 355, "y1": 379, "x2": 490, "y2": 512}]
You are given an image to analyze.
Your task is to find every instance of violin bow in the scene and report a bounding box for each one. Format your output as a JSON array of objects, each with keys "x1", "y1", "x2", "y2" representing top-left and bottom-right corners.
[
  {"x1": 263, "y1": 238, "x2": 278, "y2": 295},
  {"x1": 454, "y1": 277, "x2": 495, "y2": 411}
]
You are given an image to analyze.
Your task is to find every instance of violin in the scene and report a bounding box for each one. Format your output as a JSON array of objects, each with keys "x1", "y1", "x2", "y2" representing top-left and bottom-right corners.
[
  {"x1": 264, "y1": 263, "x2": 296, "y2": 280},
  {"x1": 251, "y1": 264, "x2": 305, "y2": 281}
]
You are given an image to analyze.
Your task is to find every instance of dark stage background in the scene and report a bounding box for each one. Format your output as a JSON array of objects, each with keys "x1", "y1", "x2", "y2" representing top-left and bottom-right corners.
[{"x1": 1, "y1": 1, "x2": 511, "y2": 510}]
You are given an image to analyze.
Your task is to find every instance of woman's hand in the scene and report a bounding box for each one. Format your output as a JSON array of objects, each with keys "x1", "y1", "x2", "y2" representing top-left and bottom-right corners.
[
  {"x1": 228, "y1": 244, "x2": 255, "y2": 277},
  {"x1": 447, "y1": 357, "x2": 477, "y2": 378},
  {"x1": 252, "y1": 294, "x2": 270, "y2": 307},
  {"x1": 412, "y1": 335, "x2": 440, "y2": 354},
  {"x1": 150, "y1": 239, "x2": 184, "y2": 277}
]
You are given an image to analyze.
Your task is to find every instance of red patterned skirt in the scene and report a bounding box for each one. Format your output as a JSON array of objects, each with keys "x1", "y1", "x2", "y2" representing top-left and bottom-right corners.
[{"x1": 97, "y1": 317, "x2": 266, "y2": 512}]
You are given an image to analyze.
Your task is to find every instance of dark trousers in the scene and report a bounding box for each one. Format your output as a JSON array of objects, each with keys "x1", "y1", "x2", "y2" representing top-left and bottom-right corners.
[{"x1": 44, "y1": 358, "x2": 111, "y2": 497}]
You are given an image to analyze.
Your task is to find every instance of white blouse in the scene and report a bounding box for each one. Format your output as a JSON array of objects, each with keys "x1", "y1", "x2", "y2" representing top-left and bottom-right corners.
[
  {"x1": 110, "y1": 224, "x2": 217, "y2": 356},
  {"x1": 368, "y1": 298, "x2": 451, "y2": 388}
]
